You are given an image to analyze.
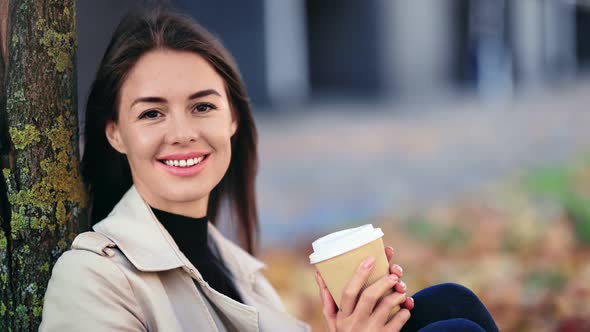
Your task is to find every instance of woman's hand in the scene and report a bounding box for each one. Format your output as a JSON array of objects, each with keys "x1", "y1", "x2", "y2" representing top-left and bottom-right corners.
[
  {"x1": 385, "y1": 245, "x2": 414, "y2": 310},
  {"x1": 314, "y1": 247, "x2": 412, "y2": 332}
]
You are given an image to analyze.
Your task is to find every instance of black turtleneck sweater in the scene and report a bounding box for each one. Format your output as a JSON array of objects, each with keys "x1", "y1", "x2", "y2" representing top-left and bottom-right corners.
[{"x1": 150, "y1": 207, "x2": 243, "y2": 303}]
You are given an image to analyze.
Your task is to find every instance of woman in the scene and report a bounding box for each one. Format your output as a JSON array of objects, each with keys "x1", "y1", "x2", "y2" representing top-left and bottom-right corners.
[{"x1": 40, "y1": 7, "x2": 498, "y2": 332}]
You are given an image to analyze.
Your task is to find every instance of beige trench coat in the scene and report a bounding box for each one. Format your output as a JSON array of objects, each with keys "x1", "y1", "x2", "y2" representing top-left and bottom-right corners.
[{"x1": 40, "y1": 185, "x2": 310, "y2": 332}]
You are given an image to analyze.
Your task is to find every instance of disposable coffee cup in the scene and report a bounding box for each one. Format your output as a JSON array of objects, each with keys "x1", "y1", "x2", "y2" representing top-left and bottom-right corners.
[{"x1": 309, "y1": 224, "x2": 400, "y2": 320}]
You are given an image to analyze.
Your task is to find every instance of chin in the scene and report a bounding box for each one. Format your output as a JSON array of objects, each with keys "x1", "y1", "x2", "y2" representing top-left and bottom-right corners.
[{"x1": 163, "y1": 187, "x2": 208, "y2": 202}]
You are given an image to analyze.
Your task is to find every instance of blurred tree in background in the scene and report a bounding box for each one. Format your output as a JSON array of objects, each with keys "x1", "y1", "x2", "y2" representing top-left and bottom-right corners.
[{"x1": 0, "y1": 0, "x2": 84, "y2": 330}]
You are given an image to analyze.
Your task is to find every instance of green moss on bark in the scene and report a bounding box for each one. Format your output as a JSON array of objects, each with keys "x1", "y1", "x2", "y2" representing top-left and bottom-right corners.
[
  {"x1": 36, "y1": 19, "x2": 76, "y2": 73},
  {"x1": 8, "y1": 125, "x2": 41, "y2": 150}
]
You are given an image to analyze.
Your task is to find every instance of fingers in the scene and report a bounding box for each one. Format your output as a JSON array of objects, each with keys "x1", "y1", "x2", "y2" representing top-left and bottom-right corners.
[
  {"x1": 385, "y1": 308, "x2": 411, "y2": 331},
  {"x1": 394, "y1": 280, "x2": 407, "y2": 293},
  {"x1": 315, "y1": 271, "x2": 339, "y2": 332},
  {"x1": 402, "y1": 296, "x2": 415, "y2": 310},
  {"x1": 315, "y1": 254, "x2": 412, "y2": 332},
  {"x1": 354, "y1": 272, "x2": 400, "y2": 316},
  {"x1": 385, "y1": 246, "x2": 394, "y2": 262},
  {"x1": 339, "y1": 256, "x2": 376, "y2": 316},
  {"x1": 315, "y1": 271, "x2": 337, "y2": 319},
  {"x1": 390, "y1": 263, "x2": 403, "y2": 278},
  {"x1": 373, "y1": 291, "x2": 406, "y2": 325}
]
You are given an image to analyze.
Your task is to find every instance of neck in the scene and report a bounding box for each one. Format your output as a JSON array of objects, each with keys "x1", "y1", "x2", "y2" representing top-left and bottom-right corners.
[
  {"x1": 148, "y1": 203, "x2": 207, "y2": 219},
  {"x1": 151, "y1": 206, "x2": 208, "y2": 220},
  {"x1": 134, "y1": 182, "x2": 209, "y2": 218}
]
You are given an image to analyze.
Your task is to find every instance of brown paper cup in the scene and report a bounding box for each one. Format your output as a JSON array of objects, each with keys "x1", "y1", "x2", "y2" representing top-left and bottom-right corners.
[{"x1": 310, "y1": 226, "x2": 400, "y2": 322}]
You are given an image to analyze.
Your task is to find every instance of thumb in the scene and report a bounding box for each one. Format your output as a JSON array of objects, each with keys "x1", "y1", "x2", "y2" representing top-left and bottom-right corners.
[{"x1": 315, "y1": 271, "x2": 338, "y2": 330}]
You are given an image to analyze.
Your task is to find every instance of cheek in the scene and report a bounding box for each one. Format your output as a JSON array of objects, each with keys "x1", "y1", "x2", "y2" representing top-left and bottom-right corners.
[
  {"x1": 209, "y1": 133, "x2": 233, "y2": 155},
  {"x1": 205, "y1": 117, "x2": 236, "y2": 151},
  {"x1": 122, "y1": 127, "x2": 162, "y2": 160}
]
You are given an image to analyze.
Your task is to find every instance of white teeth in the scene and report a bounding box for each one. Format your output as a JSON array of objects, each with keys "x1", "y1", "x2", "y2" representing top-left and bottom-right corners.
[{"x1": 162, "y1": 156, "x2": 206, "y2": 168}]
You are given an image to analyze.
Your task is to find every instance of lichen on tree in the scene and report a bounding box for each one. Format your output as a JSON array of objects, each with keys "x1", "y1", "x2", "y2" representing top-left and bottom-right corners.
[{"x1": 0, "y1": 0, "x2": 85, "y2": 330}]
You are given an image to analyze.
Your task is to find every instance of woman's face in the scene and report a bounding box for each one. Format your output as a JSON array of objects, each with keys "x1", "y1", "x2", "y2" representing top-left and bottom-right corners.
[{"x1": 105, "y1": 49, "x2": 237, "y2": 217}]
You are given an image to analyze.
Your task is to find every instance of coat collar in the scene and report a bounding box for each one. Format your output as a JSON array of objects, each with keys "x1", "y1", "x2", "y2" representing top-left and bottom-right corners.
[{"x1": 92, "y1": 185, "x2": 266, "y2": 284}]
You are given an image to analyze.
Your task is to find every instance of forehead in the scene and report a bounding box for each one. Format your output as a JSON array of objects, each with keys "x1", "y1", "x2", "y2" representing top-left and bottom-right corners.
[{"x1": 121, "y1": 49, "x2": 226, "y2": 100}]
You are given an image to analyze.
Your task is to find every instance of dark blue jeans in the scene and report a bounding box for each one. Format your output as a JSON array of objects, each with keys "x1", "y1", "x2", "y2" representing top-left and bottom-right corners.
[{"x1": 401, "y1": 283, "x2": 499, "y2": 332}]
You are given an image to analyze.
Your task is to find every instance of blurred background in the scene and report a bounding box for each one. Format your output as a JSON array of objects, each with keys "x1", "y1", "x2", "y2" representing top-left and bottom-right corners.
[{"x1": 78, "y1": 1, "x2": 590, "y2": 331}]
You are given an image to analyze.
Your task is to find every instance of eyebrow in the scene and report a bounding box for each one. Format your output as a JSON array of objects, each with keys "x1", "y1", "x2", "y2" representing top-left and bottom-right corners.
[{"x1": 130, "y1": 89, "x2": 222, "y2": 108}]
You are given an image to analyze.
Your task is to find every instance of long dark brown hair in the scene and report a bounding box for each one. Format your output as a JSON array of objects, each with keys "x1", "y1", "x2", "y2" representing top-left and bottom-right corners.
[{"x1": 81, "y1": 7, "x2": 259, "y2": 254}]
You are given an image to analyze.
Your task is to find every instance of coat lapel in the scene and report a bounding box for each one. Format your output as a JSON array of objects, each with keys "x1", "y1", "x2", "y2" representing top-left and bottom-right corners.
[
  {"x1": 91, "y1": 185, "x2": 309, "y2": 331},
  {"x1": 92, "y1": 185, "x2": 265, "y2": 285}
]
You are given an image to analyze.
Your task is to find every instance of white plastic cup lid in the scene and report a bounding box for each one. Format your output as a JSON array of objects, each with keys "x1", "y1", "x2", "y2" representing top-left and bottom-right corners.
[{"x1": 309, "y1": 224, "x2": 384, "y2": 264}]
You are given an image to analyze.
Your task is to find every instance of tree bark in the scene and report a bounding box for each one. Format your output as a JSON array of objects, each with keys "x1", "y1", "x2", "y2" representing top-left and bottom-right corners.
[{"x1": 0, "y1": 0, "x2": 84, "y2": 330}]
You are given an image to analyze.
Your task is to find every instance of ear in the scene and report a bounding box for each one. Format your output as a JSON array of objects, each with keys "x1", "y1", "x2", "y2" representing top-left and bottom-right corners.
[
  {"x1": 229, "y1": 108, "x2": 238, "y2": 137},
  {"x1": 105, "y1": 120, "x2": 127, "y2": 154}
]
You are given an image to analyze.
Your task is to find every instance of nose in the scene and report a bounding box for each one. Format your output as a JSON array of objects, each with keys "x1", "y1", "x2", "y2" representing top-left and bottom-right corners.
[{"x1": 165, "y1": 112, "x2": 198, "y2": 145}]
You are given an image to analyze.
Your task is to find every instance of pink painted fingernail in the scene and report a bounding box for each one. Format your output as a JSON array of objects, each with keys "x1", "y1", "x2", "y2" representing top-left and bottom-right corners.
[
  {"x1": 388, "y1": 274, "x2": 398, "y2": 281},
  {"x1": 363, "y1": 256, "x2": 375, "y2": 269},
  {"x1": 394, "y1": 264, "x2": 403, "y2": 273}
]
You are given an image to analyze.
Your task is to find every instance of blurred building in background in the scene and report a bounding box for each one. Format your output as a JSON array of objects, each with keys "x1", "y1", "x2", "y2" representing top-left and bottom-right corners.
[{"x1": 78, "y1": 0, "x2": 590, "y2": 110}]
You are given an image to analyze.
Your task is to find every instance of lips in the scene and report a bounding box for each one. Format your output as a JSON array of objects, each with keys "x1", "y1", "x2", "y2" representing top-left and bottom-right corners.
[
  {"x1": 156, "y1": 154, "x2": 210, "y2": 177},
  {"x1": 159, "y1": 155, "x2": 206, "y2": 168}
]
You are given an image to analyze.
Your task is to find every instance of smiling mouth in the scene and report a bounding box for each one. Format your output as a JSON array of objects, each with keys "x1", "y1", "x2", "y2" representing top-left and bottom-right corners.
[{"x1": 158, "y1": 155, "x2": 209, "y2": 168}]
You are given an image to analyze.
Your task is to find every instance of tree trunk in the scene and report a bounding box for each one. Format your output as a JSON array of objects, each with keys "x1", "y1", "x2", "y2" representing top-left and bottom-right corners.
[{"x1": 0, "y1": 0, "x2": 84, "y2": 330}]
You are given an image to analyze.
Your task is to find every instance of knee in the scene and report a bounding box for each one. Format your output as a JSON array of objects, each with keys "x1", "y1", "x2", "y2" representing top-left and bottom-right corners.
[
  {"x1": 419, "y1": 318, "x2": 486, "y2": 332},
  {"x1": 410, "y1": 283, "x2": 498, "y2": 332},
  {"x1": 416, "y1": 283, "x2": 483, "y2": 306},
  {"x1": 436, "y1": 283, "x2": 478, "y2": 298}
]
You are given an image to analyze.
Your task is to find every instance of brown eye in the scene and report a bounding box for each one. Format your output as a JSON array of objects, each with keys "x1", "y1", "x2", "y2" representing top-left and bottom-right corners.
[
  {"x1": 139, "y1": 110, "x2": 161, "y2": 119},
  {"x1": 194, "y1": 103, "x2": 216, "y2": 113}
]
